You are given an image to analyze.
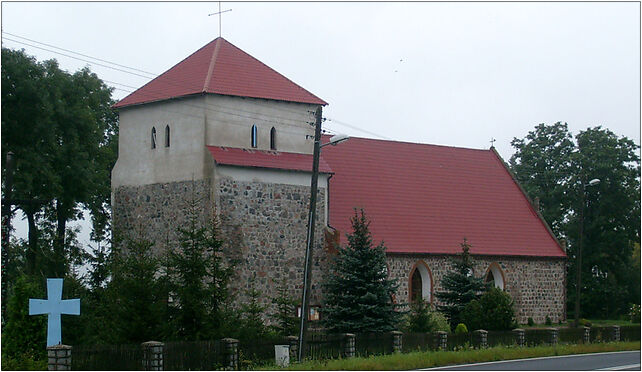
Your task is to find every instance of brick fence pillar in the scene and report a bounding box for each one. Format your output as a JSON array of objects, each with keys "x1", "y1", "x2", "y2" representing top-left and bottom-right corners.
[
  {"x1": 286, "y1": 336, "x2": 298, "y2": 362},
  {"x1": 436, "y1": 331, "x2": 447, "y2": 350},
  {"x1": 547, "y1": 328, "x2": 558, "y2": 345},
  {"x1": 610, "y1": 325, "x2": 620, "y2": 342},
  {"x1": 391, "y1": 331, "x2": 403, "y2": 353},
  {"x1": 583, "y1": 327, "x2": 591, "y2": 344},
  {"x1": 473, "y1": 330, "x2": 488, "y2": 349},
  {"x1": 342, "y1": 333, "x2": 355, "y2": 358},
  {"x1": 222, "y1": 338, "x2": 239, "y2": 370},
  {"x1": 513, "y1": 329, "x2": 525, "y2": 347},
  {"x1": 141, "y1": 341, "x2": 164, "y2": 371},
  {"x1": 47, "y1": 344, "x2": 72, "y2": 371}
]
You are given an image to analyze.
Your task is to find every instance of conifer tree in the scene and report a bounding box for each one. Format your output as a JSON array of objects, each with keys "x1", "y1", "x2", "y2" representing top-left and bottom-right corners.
[
  {"x1": 322, "y1": 209, "x2": 402, "y2": 333},
  {"x1": 435, "y1": 238, "x2": 488, "y2": 329},
  {"x1": 271, "y1": 279, "x2": 299, "y2": 336}
]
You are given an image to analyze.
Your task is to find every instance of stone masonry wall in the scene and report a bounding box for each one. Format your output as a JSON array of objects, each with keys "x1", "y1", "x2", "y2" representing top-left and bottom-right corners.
[
  {"x1": 112, "y1": 179, "x2": 213, "y2": 255},
  {"x1": 217, "y1": 176, "x2": 329, "y2": 318},
  {"x1": 387, "y1": 254, "x2": 566, "y2": 324}
]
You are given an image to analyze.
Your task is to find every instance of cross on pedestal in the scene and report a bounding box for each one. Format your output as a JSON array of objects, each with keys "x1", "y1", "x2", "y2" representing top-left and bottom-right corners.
[{"x1": 29, "y1": 278, "x2": 80, "y2": 346}]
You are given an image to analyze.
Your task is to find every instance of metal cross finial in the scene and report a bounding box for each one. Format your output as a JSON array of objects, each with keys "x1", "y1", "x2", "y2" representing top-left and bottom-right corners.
[
  {"x1": 29, "y1": 278, "x2": 80, "y2": 346},
  {"x1": 208, "y1": 2, "x2": 232, "y2": 38},
  {"x1": 490, "y1": 138, "x2": 496, "y2": 147}
]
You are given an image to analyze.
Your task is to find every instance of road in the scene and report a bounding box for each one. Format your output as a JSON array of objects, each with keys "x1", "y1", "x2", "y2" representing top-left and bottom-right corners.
[{"x1": 422, "y1": 351, "x2": 641, "y2": 370}]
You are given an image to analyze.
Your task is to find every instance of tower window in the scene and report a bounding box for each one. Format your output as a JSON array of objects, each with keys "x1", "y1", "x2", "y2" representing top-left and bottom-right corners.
[
  {"x1": 270, "y1": 127, "x2": 277, "y2": 150},
  {"x1": 165, "y1": 125, "x2": 170, "y2": 147},
  {"x1": 251, "y1": 124, "x2": 258, "y2": 148},
  {"x1": 151, "y1": 127, "x2": 157, "y2": 149}
]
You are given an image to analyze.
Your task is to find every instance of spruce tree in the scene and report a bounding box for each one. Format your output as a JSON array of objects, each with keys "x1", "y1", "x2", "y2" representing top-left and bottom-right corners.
[
  {"x1": 271, "y1": 279, "x2": 299, "y2": 336},
  {"x1": 435, "y1": 238, "x2": 488, "y2": 329},
  {"x1": 322, "y1": 209, "x2": 402, "y2": 333}
]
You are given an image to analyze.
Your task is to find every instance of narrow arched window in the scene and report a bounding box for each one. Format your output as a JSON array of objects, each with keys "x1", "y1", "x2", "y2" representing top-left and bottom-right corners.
[
  {"x1": 251, "y1": 124, "x2": 258, "y2": 148},
  {"x1": 151, "y1": 127, "x2": 157, "y2": 149},
  {"x1": 165, "y1": 125, "x2": 170, "y2": 147},
  {"x1": 270, "y1": 127, "x2": 277, "y2": 150},
  {"x1": 485, "y1": 263, "x2": 505, "y2": 290}
]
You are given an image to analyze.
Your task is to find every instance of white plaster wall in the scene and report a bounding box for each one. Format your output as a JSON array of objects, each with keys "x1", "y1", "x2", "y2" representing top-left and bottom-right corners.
[
  {"x1": 204, "y1": 95, "x2": 318, "y2": 154},
  {"x1": 215, "y1": 164, "x2": 330, "y2": 225},
  {"x1": 112, "y1": 97, "x2": 208, "y2": 187}
]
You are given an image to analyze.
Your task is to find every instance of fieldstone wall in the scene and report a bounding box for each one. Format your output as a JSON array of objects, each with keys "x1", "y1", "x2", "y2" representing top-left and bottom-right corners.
[
  {"x1": 217, "y1": 176, "x2": 330, "y2": 315},
  {"x1": 387, "y1": 254, "x2": 566, "y2": 324},
  {"x1": 112, "y1": 179, "x2": 213, "y2": 255}
]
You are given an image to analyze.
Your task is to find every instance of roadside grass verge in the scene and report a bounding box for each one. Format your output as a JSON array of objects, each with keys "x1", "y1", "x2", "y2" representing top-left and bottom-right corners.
[{"x1": 262, "y1": 341, "x2": 640, "y2": 370}]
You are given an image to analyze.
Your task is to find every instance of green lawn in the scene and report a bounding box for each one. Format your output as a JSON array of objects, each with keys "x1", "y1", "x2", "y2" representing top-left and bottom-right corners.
[
  {"x1": 262, "y1": 342, "x2": 640, "y2": 370},
  {"x1": 523, "y1": 319, "x2": 639, "y2": 329}
]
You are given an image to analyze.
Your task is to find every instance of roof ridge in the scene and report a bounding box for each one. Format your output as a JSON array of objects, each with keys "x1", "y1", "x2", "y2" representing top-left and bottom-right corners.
[
  {"x1": 324, "y1": 134, "x2": 492, "y2": 152},
  {"x1": 203, "y1": 39, "x2": 222, "y2": 92}
]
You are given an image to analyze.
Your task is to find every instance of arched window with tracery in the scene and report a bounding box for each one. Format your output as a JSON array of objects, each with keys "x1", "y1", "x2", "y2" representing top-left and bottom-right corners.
[
  {"x1": 165, "y1": 125, "x2": 170, "y2": 147},
  {"x1": 151, "y1": 127, "x2": 157, "y2": 149},
  {"x1": 485, "y1": 262, "x2": 505, "y2": 290},
  {"x1": 251, "y1": 124, "x2": 258, "y2": 148},
  {"x1": 270, "y1": 127, "x2": 277, "y2": 150},
  {"x1": 409, "y1": 261, "x2": 433, "y2": 303}
]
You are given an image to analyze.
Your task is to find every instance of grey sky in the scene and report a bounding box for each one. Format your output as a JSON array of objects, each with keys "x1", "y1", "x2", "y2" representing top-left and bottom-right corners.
[{"x1": 2, "y1": 1, "x2": 640, "y2": 245}]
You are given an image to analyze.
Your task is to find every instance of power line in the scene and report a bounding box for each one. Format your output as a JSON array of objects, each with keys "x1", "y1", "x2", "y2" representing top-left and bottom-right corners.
[{"x1": 324, "y1": 117, "x2": 390, "y2": 140}]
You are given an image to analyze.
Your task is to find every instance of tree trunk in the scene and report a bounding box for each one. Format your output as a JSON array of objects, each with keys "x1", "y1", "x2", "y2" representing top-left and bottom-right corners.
[
  {"x1": 53, "y1": 199, "x2": 67, "y2": 277},
  {"x1": 26, "y1": 208, "x2": 38, "y2": 275}
]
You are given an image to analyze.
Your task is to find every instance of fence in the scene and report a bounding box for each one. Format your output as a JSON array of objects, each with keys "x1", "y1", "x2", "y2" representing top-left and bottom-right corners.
[{"x1": 68, "y1": 325, "x2": 639, "y2": 370}]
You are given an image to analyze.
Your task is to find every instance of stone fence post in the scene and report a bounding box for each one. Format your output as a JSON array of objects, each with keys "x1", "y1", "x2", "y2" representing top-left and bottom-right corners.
[
  {"x1": 436, "y1": 331, "x2": 447, "y2": 350},
  {"x1": 142, "y1": 341, "x2": 164, "y2": 371},
  {"x1": 286, "y1": 336, "x2": 298, "y2": 362},
  {"x1": 342, "y1": 333, "x2": 355, "y2": 358},
  {"x1": 222, "y1": 338, "x2": 239, "y2": 370},
  {"x1": 513, "y1": 329, "x2": 525, "y2": 347},
  {"x1": 473, "y1": 330, "x2": 488, "y2": 349},
  {"x1": 391, "y1": 331, "x2": 403, "y2": 353},
  {"x1": 583, "y1": 327, "x2": 591, "y2": 344},
  {"x1": 547, "y1": 328, "x2": 558, "y2": 345},
  {"x1": 47, "y1": 344, "x2": 72, "y2": 371},
  {"x1": 610, "y1": 325, "x2": 620, "y2": 342}
]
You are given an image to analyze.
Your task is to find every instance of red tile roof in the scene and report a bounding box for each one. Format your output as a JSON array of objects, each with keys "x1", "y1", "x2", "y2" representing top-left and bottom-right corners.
[
  {"x1": 321, "y1": 136, "x2": 565, "y2": 257},
  {"x1": 207, "y1": 146, "x2": 332, "y2": 174},
  {"x1": 114, "y1": 37, "x2": 327, "y2": 108}
]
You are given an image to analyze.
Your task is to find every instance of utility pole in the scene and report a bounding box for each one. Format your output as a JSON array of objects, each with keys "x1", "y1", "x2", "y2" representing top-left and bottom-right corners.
[
  {"x1": 298, "y1": 106, "x2": 322, "y2": 362},
  {"x1": 574, "y1": 178, "x2": 599, "y2": 327}
]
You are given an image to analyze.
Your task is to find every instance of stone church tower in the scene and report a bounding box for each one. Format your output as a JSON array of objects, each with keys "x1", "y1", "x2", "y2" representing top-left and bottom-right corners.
[{"x1": 112, "y1": 37, "x2": 332, "y2": 310}]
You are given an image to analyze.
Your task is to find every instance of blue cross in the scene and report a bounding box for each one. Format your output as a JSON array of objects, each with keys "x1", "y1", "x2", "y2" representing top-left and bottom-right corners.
[{"x1": 29, "y1": 278, "x2": 80, "y2": 346}]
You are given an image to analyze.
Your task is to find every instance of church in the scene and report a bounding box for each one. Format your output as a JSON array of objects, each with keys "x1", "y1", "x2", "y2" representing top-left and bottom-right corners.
[{"x1": 111, "y1": 37, "x2": 566, "y2": 325}]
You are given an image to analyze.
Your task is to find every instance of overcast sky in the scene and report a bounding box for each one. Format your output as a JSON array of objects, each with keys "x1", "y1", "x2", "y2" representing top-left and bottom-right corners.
[{"x1": 2, "y1": 1, "x2": 640, "y2": 246}]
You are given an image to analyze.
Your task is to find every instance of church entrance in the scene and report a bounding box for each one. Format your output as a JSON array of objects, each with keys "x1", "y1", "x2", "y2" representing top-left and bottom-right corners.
[{"x1": 409, "y1": 261, "x2": 432, "y2": 303}]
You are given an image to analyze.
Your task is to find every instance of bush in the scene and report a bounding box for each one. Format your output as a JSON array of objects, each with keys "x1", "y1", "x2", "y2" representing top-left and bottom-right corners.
[
  {"x1": 455, "y1": 323, "x2": 468, "y2": 334},
  {"x1": 630, "y1": 304, "x2": 641, "y2": 323},
  {"x1": 527, "y1": 317, "x2": 535, "y2": 326},
  {"x1": 545, "y1": 316, "x2": 552, "y2": 326},
  {"x1": 460, "y1": 287, "x2": 515, "y2": 331},
  {"x1": 406, "y1": 299, "x2": 450, "y2": 333},
  {"x1": 579, "y1": 318, "x2": 592, "y2": 327}
]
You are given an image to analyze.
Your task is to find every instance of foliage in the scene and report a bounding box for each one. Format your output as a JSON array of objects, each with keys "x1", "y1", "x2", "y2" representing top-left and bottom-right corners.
[
  {"x1": 460, "y1": 287, "x2": 516, "y2": 331},
  {"x1": 1, "y1": 47, "x2": 118, "y2": 279},
  {"x1": 322, "y1": 209, "x2": 403, "y2": 333},
  {"x1": 164, "y1": 194, "x2": 235, "y2": 341},
  {"x1": 435, "y1": 239, "x2": 488, "y2": 329},
  {"x1": 1, "y1": 275, "x2": 47, "y2": 361},
  {"x1": 454, "y1": 323, "x2": 468, "y2": 334},
  {"x1": 527, "y1": 317, "x2": 535, "y2": 327},
  {"x1": 510, "y1": 123, "x2": 640, "y2": 319},
  {"x1": 237, "y1": 277, "x2": 269, "y2": 340},
  {"x1": 271, "y1": 279, "x2": 300, "y2": 336},
  {"x1": 629, "y1": 304, "x2": 640, "y2": 323},
  {"x1": 545, "y1": 316, "x2": 552, "y2": 326},
  {"x1": 405, "y1": 299, "x2": 449, "y2": 333}
]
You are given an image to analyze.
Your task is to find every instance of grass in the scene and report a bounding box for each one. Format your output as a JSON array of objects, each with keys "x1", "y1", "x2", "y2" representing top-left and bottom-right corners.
[
  {"x1": 523, "y1": 319, "x2": 639, "y2": 329},
  {"x1": 260, "y1": 342, "x2": 640, "y2": 370}
]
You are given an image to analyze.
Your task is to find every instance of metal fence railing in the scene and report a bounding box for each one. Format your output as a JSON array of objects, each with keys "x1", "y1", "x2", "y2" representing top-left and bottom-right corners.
[
  {"x1": 355, "y1": 332, "x2": 394, "y2": 356},
  {"x1": 305, "y1": 332, "x2": 343, "y2": 360},
  {"x1": 164, "y1": 340, "x2": 223, "y2": 370},
  {"x1": 72, "y1": 343, "x2": 142, "y2": 371}
]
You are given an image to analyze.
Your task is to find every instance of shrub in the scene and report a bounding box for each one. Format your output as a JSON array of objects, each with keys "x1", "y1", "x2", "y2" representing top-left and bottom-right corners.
[
  {"x1": 579, "y1": 318, "x2": 592, "y2": 327},
  {"x1": 527, "y1": 317, "x2": 535, "y2": 327},
  {"x1": 545, "y1": 316, "x2": 552, "y2": 326},
  {"x1": 630, "y1": 304, "x2": 641, "y2": 323},
  {"x1": 460, "y1": 287, "x2": 515, "y2": 331},
  {"x1": 406, "y1": 299, "x2": 450, "y2": 333},
  {"x1": 455, "y1": 323, "x2": 468, "y2": 334}
]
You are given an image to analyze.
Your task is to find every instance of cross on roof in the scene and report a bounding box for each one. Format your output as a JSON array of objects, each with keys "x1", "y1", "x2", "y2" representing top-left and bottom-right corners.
[
  {"x1": 490, "y1": 138, "x2": 496, "y2": 148},
  {"x1": 208, "y1": 2, "x2": 232, "y2": 38},
  {"x1": 29, "y1": 278, "x2": 80, "y2": 346}
]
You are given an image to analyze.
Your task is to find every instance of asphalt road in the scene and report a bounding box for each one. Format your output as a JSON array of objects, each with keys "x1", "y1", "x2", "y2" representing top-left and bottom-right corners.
[{"x1": 422, "y1": 351, "x2": 641, "y2": 370}]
